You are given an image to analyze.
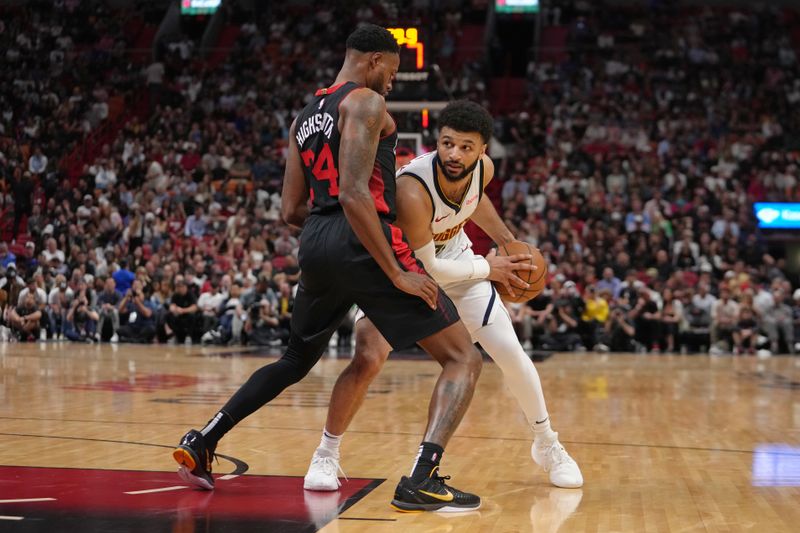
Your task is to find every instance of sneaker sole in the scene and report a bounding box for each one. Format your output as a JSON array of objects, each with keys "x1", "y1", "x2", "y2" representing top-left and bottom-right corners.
[
  {"x1": 551, "y1": 478, "x2": 584, "y2": 489},
  {"x1": 173, "y1": 447, "x2": 214, "y2": 490},
  {"x1": 303, "y1": 479, "x2": 341, "y2": 491},
  {"x1": 390, "y1": 500, "x2": 481, "y2": 513},
  {"x1": 173, "y1": 447, "x2": 198, "y2": 471},
  {"x1": 177, "y1": 465, "x2": 214, "y2": 490}
]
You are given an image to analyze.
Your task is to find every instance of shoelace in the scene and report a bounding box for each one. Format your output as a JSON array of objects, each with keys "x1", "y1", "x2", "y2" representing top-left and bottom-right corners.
[
  {"x1": 204, "y1": 450, "x2": 219, "y2": 471},
  {"x1": 313, "y1": 455, "x2": 348, "y2": 482},
  {"x1": 543, "y1": 442, "x2": 571, "y2": 469},
  {"x1": 432, "y1": 473, "x2": 451, "y2": 484}
]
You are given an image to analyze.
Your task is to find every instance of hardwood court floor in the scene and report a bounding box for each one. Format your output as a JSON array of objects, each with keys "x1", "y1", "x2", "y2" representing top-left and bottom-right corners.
[{"x1": 1, "y1": 342, "x2": 799, "y2": 532}]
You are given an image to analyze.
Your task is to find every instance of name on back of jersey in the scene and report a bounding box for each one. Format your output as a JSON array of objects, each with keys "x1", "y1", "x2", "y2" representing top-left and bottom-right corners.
[{"x1": 296, "y1": 112, "x2": 335, "y2": 147}]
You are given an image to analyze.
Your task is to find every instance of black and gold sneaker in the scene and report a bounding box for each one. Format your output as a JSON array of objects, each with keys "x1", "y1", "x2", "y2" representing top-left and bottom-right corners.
[
  {"x1": 173, "y1": 429, "x2": 216, "y2": 490},
  {"x1": 391, "y1": 467, "x2": 481, "y2": 513}
]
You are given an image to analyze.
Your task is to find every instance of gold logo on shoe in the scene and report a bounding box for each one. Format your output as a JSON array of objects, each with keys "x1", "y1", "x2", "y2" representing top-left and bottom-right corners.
[{"x1": 419, "y1": 488, "x2": 454, "y2": 502}]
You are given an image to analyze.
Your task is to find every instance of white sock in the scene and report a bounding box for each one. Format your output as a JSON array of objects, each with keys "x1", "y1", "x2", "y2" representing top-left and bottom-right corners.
[
  {"x1": 316, "y1": 428, "x2": 342, "y2": 458},
  {"x1": 533, "y1": 416, "x2": 557, "y2": 444}
]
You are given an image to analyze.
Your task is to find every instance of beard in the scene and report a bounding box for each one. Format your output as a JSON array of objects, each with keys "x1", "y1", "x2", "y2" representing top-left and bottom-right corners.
[{"x1": 437, "y1": 157, "x2": 480, "y2": 182}]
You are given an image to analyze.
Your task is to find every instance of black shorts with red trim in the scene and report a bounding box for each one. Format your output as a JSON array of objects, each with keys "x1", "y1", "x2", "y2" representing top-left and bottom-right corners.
[{"x1": 292, "y1": 212, "x2": 459, "y2": 355}]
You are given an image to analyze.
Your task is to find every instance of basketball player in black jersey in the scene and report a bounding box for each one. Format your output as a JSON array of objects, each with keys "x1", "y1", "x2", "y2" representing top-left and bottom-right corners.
[{"x1": 173, "y1": 24, "x2": 484, "y2": 512}]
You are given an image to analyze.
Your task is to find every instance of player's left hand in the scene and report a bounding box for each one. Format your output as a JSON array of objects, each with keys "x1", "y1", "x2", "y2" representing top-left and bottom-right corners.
[
  {"x1": 485, "y1": 248, "x2": 534, "y2": 298},
  {"x1": 392, "y1": 271, "x2": 438, "y2": 310}
]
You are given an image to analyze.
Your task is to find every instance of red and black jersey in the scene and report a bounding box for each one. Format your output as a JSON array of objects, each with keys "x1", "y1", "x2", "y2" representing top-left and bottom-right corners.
[{"x1": 294, "y1": 81, "x2": 398, "y2": 220}]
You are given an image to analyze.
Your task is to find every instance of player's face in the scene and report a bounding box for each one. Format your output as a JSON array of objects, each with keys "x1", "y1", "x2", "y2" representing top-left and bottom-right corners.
[
  {"x1": 437, "y1": 127, "x2": 486, "y2": 182},
  {"x1": 367, "y1": 52, "x2": 399, "y2": 96}
]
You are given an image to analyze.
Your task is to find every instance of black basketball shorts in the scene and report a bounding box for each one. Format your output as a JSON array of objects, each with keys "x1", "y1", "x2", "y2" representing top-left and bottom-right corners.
[{"x1": 290, "y1": 212, "x2": 459, "y2": 357}]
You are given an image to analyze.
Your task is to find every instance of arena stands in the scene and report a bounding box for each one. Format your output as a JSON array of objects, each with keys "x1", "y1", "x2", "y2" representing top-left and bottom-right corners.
[{"x1": 1, "y1": 1, "x2": 799, "y2": 357}]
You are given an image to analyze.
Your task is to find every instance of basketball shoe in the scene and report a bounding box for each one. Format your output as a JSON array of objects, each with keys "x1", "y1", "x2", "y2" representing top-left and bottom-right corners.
[
  {"x1": 303, "y1": 450, "x2": 345, "y2": 491},
  {"x1": 173, "y1": 429, "x2": 216, "y2": 490},
  {"x1": 391, "y1": 467, "x2": 481, "y2": 512},
  {"x1": 532, "y1": 433, "x2": 583, "y2": 488}
]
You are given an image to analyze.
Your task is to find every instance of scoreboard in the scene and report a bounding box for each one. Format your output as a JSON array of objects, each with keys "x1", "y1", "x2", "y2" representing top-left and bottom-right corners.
[
  {"x1": 387, "y1": 27, "x2": 430, "y2": 100},
  {"x1": 181, "y1": 0, "x2": 221, "y2": 15},
  {"x1": 495, "y1": 0, "x2": 540, "y2": 14}
]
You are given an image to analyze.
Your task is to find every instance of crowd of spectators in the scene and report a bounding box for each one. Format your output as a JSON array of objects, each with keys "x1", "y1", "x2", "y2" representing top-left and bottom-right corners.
[
  {"x1": 1, "y1": 2, "x2": 799, "y2": 356},
  {"x1": 497, "y1": 4, "x2": 800, "y2": 355}
]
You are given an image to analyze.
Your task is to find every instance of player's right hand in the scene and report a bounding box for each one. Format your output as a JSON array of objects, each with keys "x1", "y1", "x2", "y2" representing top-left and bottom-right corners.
[
  {"x1": 392, "y1": 271, "x2": 438, "y2": 309},
  {"x1": 485, "y1": 248, "x2": 534, "y2": 298}
]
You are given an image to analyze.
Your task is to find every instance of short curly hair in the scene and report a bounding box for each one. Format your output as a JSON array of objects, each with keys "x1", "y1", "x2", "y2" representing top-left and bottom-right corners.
[
  {"x1": 346, "y1": 24, "x2": 400, "y2": 54},
  {"x1": 438, "y1": 100, "x2": 493, "y2": 144}
]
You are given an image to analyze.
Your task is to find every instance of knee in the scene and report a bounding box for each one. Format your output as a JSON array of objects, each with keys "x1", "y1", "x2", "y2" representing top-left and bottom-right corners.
[
  {"x1": 466, "y1": 345, "x2": 483, "y2": 375},
  {"x1": 278, "y1": 354, "x2": 315, "y2": 384},
  {"x1": 351, "y1": 342, "x2": 388, "y2": 380},
  {"x1": 450, "y1": 343, "x2": 482, "y2": 376}
]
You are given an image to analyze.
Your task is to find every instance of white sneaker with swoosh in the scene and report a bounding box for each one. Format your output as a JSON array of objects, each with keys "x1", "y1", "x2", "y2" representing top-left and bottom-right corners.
[
  {"x1": 303, "y1": 451, "x2": 346, "y2": 491},
  {"x1": 532, "y1": 433, "x2": 584, "y2": 488}
]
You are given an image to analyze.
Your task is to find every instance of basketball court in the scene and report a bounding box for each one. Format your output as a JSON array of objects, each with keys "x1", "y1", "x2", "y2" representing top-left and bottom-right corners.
[{"x1": 1, "y1": 343, "x2": 798, "y2": 532}]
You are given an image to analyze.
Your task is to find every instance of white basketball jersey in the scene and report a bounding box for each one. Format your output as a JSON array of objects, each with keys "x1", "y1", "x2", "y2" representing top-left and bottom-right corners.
[{"x1": 398, "y1": 152, "x2": 484, "y2": 260}]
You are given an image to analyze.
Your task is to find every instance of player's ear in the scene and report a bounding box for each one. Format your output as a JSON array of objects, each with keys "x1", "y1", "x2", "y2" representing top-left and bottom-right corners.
[{"x1": 370, "y1": 52, "x2": 382, "y2": 67}]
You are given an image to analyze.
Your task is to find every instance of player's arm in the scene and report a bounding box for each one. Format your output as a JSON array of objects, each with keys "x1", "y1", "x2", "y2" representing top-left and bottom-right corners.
[
  {"x1": 338, "y1": 89, "x2": 437, "y2": 309},
  {"x1": 396, "y1": 175, "x2": 530, "y2": 296},
  {"x1": 467, "y1": 159, "x2": 536, "y2": 292},
  {"x1": 280, "y1": 119, "x2": 310, "y2": 229},
  {"x1": 396, "y1": 176, "x2": 488, "y2": 284},
  {"x1": 469, "y1": 156, "x2": 515, "y2": 246}
]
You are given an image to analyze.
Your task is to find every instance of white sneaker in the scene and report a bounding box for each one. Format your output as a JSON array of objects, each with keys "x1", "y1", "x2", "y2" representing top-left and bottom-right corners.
[
  {"x1": 303, "y1": 451, "x2": 344, "y2": 491},
  {"x1": 532, "y1": 434, "x2": 583, "y2": 488},
  {"x1": 110, "y1": 333, "x2": 119, "y2": 343}
]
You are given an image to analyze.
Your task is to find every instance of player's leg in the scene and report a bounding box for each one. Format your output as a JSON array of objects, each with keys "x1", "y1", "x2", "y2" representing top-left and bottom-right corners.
[
  {"x1": 174, "y1": 279, "x2": 352, "y2": 490},
  {"x1": 349, "y1": 223, "x2": 482, "y2": 512},
  {"x1": 174, "y1": 216, "x2": 353, "y2": 490},
  {"x1": 353, "y1": 280, "x2": 483, "y2": 511},
  {"x1": 472, "y1": 300, "x2": 583, "y2": 488},
  {"x1": 415, "y1": 320, "x2": 482, "y2": 447},
  {"x1": 389, "y1": 319, "x2": 483, "y2": 512},
  {"x1": 304, "y1": 316, "x2": 391, "y2": 490}
]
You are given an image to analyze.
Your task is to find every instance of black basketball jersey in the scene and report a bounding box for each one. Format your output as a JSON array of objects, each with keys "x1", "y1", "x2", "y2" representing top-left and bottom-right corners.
[{"x1": 293, "y1": 81, "x2": 399, "y2": 220}]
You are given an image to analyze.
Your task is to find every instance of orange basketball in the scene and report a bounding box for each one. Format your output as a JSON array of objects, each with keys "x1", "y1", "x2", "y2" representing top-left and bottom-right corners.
[{"x1": 493, "y1": 241, "x2": 547, "y2": 304}]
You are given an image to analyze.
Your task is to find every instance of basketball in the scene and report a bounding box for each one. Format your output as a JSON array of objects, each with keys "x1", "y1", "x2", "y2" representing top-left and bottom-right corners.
[{"x1": 493, "y1": 241, "x2": 547, "y2": 304}]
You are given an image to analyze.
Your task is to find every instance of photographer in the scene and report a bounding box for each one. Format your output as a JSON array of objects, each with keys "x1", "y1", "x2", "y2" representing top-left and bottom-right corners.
[
  {"x1": 681, "y1": 289, "x2": 712, "y2": 352},
  {"x1": 0, "y1": 264, "x2": 25, "y2": 320},
  {"x1": 630, "y1": 286, "x2": 661, "y2": 352},
  {"x1": 197, "y1": 275, "x2": 225, "y2": 337},
  {"x1": 64, "y1": 280, "x2": 98, "y2": 342},
  {"x1": 659, "y1": 288, "x2": 683, "y2": 353},
  {"x1": 246, "y1": 299, "x2": 288, "y2": 346},
  {"x1": 711, "y1": 287, "x2": 739, "y2": 352},
  {"x1": 520, "y1": 284, "x2": 554, "y2": 350},
  {"x1": 165, "y1": 278, "x2": 200, "y2": 344},
  {"x1": 241, "y1": 273, "x2": 277, "y2": 312},
  {"x1": 8, "y1": 292, "x2": 42, "y2": 341},
  {"x1": 47, "y1": 274, "x2": 73, "y2": 339},
  {"x1": 601, "y1": 304, "x2": 637, "y2": 352},
  {"x1": 202, "y1": 282, "x2": 246, "y2": 345},
  {"x1": 117, "y1": 279, "x2": 156, "y2": 343},
  {"x1": 96, "y1": 277, "x2": 121, "y2": 342},
  {"x1": 17, "y1": 277, "x2": 48, "y2": 340},
  {"x1": 542, "y1": 281, "x2": 584, "y2": 351}
]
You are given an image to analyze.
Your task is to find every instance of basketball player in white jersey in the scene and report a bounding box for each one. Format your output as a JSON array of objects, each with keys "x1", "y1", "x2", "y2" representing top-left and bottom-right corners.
[{"x1": 304, "y1": 101, "x2": 582, "y2": 496}]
